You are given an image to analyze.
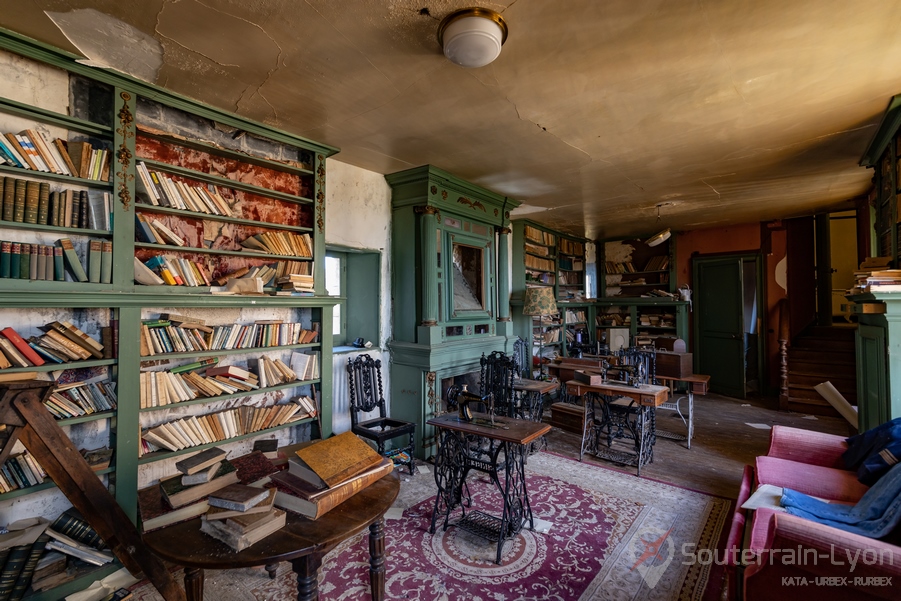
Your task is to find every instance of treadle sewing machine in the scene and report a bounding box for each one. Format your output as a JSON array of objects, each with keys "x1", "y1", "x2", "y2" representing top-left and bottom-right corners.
[{"x1": 427, "y1": 387, "x2": 550, "y2": 564}]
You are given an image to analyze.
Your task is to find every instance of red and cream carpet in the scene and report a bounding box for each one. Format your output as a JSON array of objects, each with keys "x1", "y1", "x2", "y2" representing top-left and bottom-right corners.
[{"x1": 130, "y1": 452, "x2": 731, "y2": 600}]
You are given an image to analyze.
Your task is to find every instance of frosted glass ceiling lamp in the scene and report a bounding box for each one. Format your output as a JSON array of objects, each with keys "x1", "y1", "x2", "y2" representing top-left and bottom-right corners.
[
  {"x1": 438, "y1": 8, "x2": 509, "y2": 68},
  {"x1": 645, "y1": 228, "x2": 671, "y2": 247}
]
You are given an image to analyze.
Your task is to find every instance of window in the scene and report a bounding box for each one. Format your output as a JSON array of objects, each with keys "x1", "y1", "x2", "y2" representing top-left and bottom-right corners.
[
  {"x1": 325, "y1": 254, "x2": 345, "y2": 341},
  {"x1": 326, "y1": 247, "x2": 381, "y2": 350}
]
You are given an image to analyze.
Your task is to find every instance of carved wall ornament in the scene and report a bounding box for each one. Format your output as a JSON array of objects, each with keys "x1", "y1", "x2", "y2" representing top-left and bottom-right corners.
[
  {"x1": 430, "y1": 185, "x2": 438, "y2": 195},
  {"x1": 115, "y1": 91, "x2": 135, "y2": 211},
  {"x1": 316, "y1": 154, "x2": 326, "y2": 233},
  {"x1": 457, "y1": 196, "x2": 486, "y2": 212}
]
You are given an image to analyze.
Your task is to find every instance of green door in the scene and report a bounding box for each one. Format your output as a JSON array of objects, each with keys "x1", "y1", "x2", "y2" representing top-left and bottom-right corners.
[{"x1": 693, "y1": 257, "x2": 746, "y2": 397}]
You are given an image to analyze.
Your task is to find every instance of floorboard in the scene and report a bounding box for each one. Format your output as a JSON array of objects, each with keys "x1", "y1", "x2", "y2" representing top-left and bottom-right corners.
[{"x1": 543, "y1": 392, "x2": 850, "y2": 499}]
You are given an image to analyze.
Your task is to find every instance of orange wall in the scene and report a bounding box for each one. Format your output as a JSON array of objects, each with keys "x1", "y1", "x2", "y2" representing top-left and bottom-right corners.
[{"x1": 675, "y1": 223, "x2": 787, "y2": 392}]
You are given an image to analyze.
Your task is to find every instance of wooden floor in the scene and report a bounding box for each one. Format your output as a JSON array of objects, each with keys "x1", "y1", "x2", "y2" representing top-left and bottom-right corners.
[{"x1": 542, "y1": 392, "x2": 850, "y2": 499}]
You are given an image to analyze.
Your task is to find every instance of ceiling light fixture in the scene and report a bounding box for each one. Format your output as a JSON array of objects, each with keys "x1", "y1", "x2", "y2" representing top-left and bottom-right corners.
[
  {"x1": 646, "y1": 228, "x2": 671, "y2": 247},
  {"x1": 438, "y1": 8, "x2": 509, "y2": 68}
]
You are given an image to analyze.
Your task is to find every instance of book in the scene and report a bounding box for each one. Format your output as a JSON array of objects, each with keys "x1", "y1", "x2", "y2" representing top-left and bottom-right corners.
[
  {"x1": 227, "y1": 449, "x2": 279, "y2": 485},
  {"x1": 181, "y1": 461, "x2": 220, "y2": 486},
  {"x1": 207, "y1": 483, "x2": 270, "y2": 512},
  {"x1": 291, "y1": 431, "x2": 383, "y2": 489},
  {"x1": 270, "y1": 457, "x2": 394, "y2": 520},
  {"x1": 53, "y1": 139, "x2": 79, "y2": 177},
  {"x1": 199, "y1": 508, "x2": 285, "y2": 551},
  {"x1": 205, "y1": 487, "x2": 276, "y2": 521},
  {"x1": 57, "y1": 238, "x2": 87, "y2": 282},
  {"x1": 8, "y1": 532, "x2": 50, "y2": 601},
  {"x1": 134, "y1": 256, "x2": 165, "y2": 285},
  {"x1": 137, "y1": 484, "x2": 209, "y2": 533},
  {"x1": 49, "y1": 508, "x2": 106, "y2": 549},
  {"x1": 0, "y1": 339, "x2": 30, "y2": 368},
  {"x1": 0, "y1": 328, "x2": 44, "y2": 366},
  {"x1": 0, "y1": 372, "x2": 37, "y2": 383},
  {"x1": 41, "y1": 321, "x2": 103, "y2": 359},
  {"x1": 99, "y1": 588, "x2": 133, "y2": 601},
  {"x1": 160, "y1": 460, "x2": 238, "y2": 508},
  {"x1": 175, "y1": 446, "x2": 227, "y2": 475},
  {"x1": 253, "y1": 439, "x2": 279, "y2": 459},
  {"x1": 87, "y1": 240, "x2": 102, "y2": 283}
]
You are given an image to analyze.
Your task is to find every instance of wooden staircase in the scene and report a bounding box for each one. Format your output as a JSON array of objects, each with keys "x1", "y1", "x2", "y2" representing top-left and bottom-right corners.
[{"x1": 782, "y1": 325, "x2": 857, "y2": 416}]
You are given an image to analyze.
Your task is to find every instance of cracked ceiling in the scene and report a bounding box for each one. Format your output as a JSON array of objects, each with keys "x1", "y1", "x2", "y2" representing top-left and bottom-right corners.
[{"x1": 2, "y1": 0, "x2": 900, "y2": 238}]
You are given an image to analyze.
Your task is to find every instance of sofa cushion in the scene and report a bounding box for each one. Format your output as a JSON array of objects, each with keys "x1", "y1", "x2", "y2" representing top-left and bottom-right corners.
[
  {"x1": 755, "y1": 455, "x2": 868, "y2": 503},
  {"x1": 767, "y1": 425, "x2": 848, "y2": 468}
]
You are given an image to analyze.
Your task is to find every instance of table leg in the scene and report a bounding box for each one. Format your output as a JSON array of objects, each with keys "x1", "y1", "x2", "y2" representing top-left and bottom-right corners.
[
  {"x1": 291, "y1": 554, "x2": 322, "y2": 601},
  {"x1": 687, "y1": 393, "x2": 694, "y2": 450},
  {"x1": 496, "y1": 441, "x2": 530, "y2": 564},
  {"x1": 265, "y1": 563, "x2": 278, "y2": 579},
  {"x1": 183, "y1": 567, "x2": 203, "y2": 601},
  {"x1": 429, "y1": 430, "x2": 467, "y2": 534},
  {"x1": 368, "y1": 518, "x2": 386, "y2": 601}
]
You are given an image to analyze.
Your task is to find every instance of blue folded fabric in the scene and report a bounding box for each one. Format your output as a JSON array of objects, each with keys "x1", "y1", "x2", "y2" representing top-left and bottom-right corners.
[
  {"x1": 842, "y1": 417, "x2": 901, "y2": 485},
  {"x1": 781, "y1": 462, "x2": 901, "y2": 538}
]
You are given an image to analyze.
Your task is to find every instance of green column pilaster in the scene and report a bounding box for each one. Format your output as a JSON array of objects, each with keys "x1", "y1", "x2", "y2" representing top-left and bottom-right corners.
[
  {"x1": 314, "y1": 153, "x2": 327, "y2": 296},
  {"x1": 112, "y1": 87, "x2": 136, "y2": 291},
  {"x1": 496, "y1": 226, "x2": 513, "y2": 337},
  {"x1": 115, "y1": 305, "x2": 142, "y2": 523},
  {"x1": 415, "y1": 205, "x2": 440, "y2": 326}
]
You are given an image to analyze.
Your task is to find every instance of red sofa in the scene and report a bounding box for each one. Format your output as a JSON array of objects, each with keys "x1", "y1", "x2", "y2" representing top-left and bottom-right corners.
[{"x1": 726, "y1": 425, "x2": 901, "y2": 600}]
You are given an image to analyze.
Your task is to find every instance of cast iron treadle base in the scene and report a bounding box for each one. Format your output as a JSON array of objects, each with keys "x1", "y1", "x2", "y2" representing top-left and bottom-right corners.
[
  {"x1": 455, "y1": 510, "x2": 504, "y2": 542},
  {"x1": 654, "y1": 429, "x2": 687, "y2": 442},
  {"x1": 592, "y1": 446, "x2": 640, "y2": 467}
]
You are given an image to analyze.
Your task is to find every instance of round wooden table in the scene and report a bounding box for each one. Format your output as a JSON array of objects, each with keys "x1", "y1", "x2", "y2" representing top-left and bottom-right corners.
[{"x1": 143, "y1": 474, "x2": 400, "y2": 601}]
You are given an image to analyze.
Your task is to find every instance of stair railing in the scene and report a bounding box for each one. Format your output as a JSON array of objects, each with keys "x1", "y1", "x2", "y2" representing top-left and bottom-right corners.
[{"x1": 778, "y1": 297, "x2": 790, "y2": 410}]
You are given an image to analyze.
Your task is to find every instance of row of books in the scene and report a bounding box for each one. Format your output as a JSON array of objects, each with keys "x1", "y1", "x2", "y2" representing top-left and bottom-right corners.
[
  {"x1": 564, "y1": 309, "x2": 587, "y2": 323},
  {"x1": 597, "y1": 312, "x2": 627, "y2": 326},
  {"x1": 43, "y1": 379, "x2": 118, "y2": 419},
  {"x1": 0, "y1": 130, "x2": 109, "y2": 181},
  {"x1": 140, "y1": 400, "x2": 316, "y2": 454},
  {"x1": 524, "y1": 242, "x2": 551, "y2": 257},
  {"x1": 135, "y1": 162, "x2": 233, "y2": 217},
  {"x1": 525, "y1": 254, "x2": 554, "y2": 272},
  {"x1": 524, "y1": 224, "x2": 555, "y2": 246},
  {"x1": 139, "y1": 357, "x2": 312, "y2": 408},
  {"x1": 134, "y1": 213, "x2": 189, "y2": 247},
  {"x1": 558, "y1": 239, "x2": 584, "y2": 255},
  {"x1": 134, "y1": 254, "x2": 213, "y2": 287},
  {"x1": 644, "y1": 255, "x2": 670, "y2": 271},
  {"x1": 275, "y1": 273, "x2": 313, "y2": 293},
  {"x1": 0, "y1": 451, "x2": 45, "y2": 493},
  {"x1": 558, "y1": 257, "x2": 584, "y2": 271},
  {"x1": 558, "y1": 271, "x2": 582, "y2": 286},
  {"x1": 0, "y1": 177, "x2": 111, "y2": 230},
  {"x1": 0, "y1": 238, "x2": 111, "y2": 284},
  {"x1": 240, "y1": 231, "x2": 313, "y2": 257},
  {"x1": 526, "y1": 270, "x2": 554, "y2": 286},
  {"x1": 140, "y1": 318, "x2": 319, "y2": 356},
  {"x1": 0, "y1": 321, "x2": 104, "y2": 370}
]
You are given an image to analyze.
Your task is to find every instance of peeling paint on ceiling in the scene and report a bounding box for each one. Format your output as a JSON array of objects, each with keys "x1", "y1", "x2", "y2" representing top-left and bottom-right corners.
[{"x1": 4, "y1": 0, "x2": 900, "y2": 238}]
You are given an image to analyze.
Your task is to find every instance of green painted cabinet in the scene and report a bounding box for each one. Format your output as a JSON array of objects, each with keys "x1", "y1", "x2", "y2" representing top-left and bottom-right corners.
[
  {"x1": 849, "y1": 293, "x2": 901, "y2": 431},
  {"x1": 386, "y1": 166, "x2": 519, "y2": 458},
  {"x1": 595, "y1": 299, "x2": 689, "y2": 349}
]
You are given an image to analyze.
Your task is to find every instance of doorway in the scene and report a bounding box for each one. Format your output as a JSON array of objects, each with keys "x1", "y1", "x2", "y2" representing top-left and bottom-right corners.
[
  {"x1": 829, "y1": 211, "x2": 858, "y2": 323},
  {"x1": 692, "y1": 254, "x2": 765, "y2": 398}
]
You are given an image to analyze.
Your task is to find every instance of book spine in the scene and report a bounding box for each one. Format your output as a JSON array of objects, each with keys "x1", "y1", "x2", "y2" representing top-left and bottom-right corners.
[
  {"x1": 57, "y1": 238, "x2": 88, "y2": 282},
  {"x1": 1, "y1": 178, "x2": 13, "y2": 222},
  {"x1": 79, "y1": 191, "x2": 88, "y2": 229},
  {"x1": 0, "y1": 329, "x2": 44, "y2": 366},
  {"x1": 18, "y1": 243, "x2": 29, "y2": 280},
  {"x1": 28, "y1": 244, "x2": 38, "y2": 281},
  {"x1": 23, "y1": 181, "x2": 38, "y2": 225},
  {"x1": 0, "y1": 544, "x2": 31, "y2": 601},
  {"x1": 53, "y1": 247, "x2": 64, "y2": 281},
  {"x1": 7, "y1": 533, "x2": 50, "y2": 601},
  {"x1": 0, "y1": 241, "x2": 9, "y2": 279},
  {"x1": 12, "y1": 180, "x2": 25, "y2": 223},
  {"x1": 36, "y1": 182, "x2": 50, "y2": 225},
  {"x1": 9, "y1": 243, "x2": 20, "y2": 280},
  {"x1": 87, "y1": 240, "x2": 102, "y2": 283},
  {"x1": 50, "y1": 513, "x2": 105, "y2": 549}
]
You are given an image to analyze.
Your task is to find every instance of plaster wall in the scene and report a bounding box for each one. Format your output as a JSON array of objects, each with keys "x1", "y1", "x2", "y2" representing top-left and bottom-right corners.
[{"x1": 324, "y1": 159, "x2": 393, "y2": 435}]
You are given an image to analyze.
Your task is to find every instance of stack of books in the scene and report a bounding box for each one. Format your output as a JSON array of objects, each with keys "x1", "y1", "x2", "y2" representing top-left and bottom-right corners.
[
  {"x1": 290, "y1": 352, "x2": 320, "y2": 381},
  {"x1": 267, "y1": 432, "x2": 394, "y2": 520},
  {"x1": 139, "y1": 318, "x2": 319, "y2": 356},
  {"x1": 200, "y1": 483, "x2": 284, "y2": 551},
  {"x1": 274, "y1": 274, "x2": 313, "y2": 294},
  {"x1": 137, "y1": 447, "x2": 234, "y2": 532},
  {"x1": 0, "y1": 450, "x2": 45, "y2": 492},
  {"x1": 0, "y1": 130, "x2": 109, "y2": 181},
  {"x1": 0, "y1": 321, "x2": 104, "y2": 370},
  {"x1": 849, "y1": 257, "x2": 893, "y2": 293},
  {"x1": 137, "y1": 449, "x2": 281, "y2": 534},
  {"x1": 42, "y1": 379, "x2": 117, "y2": 419}
]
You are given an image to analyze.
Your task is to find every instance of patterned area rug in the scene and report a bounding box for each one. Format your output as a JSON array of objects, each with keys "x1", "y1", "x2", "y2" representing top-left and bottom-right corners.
[{"x1": 130, "y1": 452, "x2": 730, "y2": 601}]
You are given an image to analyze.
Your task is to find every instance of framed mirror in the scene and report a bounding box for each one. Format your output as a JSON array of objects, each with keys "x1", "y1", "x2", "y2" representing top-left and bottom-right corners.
[{"x1": 445, "y1": 232, "x2": 492, "y2": 321}]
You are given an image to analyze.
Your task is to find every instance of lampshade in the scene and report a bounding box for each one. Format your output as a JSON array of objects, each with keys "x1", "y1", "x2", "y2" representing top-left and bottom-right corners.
[
  {"x1": 438, "y1": 8, "x2": 509, "y2": 68},
  {"x1": 522, "y1": 287, "x2": 558, "y2": 317},
  {"x1": 645, "y1": 228, "x2": 671, "y2": 247}
]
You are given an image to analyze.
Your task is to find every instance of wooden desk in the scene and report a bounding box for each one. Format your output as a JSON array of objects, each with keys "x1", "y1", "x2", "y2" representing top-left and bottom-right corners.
[
  {"x1": 654, "y1": 373, "x2": 710, "y2": 449},
  {"x1": 426, "y1": 412, "x2": 551, "y2": 564},
  {"x1": 565, "y1": 380, "x2": 669, "y2": 475},
  {"x1": 143, "y1": 475, "x2": 400, "y2": 601}
]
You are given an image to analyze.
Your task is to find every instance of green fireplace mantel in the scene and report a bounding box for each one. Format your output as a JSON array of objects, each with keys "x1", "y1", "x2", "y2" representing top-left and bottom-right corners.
[{"x1": 386, "y1": 165, "x2": 521, "y2": 458}]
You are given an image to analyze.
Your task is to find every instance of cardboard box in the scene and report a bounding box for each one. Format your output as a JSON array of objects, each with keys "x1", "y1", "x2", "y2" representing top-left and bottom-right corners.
[{"x1": 655, "y1": 351, "x2": 693, "y2": 378}]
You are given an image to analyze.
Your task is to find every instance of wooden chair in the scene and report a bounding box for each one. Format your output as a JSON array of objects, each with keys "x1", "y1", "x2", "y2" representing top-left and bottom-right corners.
[{"x1": 346, "y1": 354, "x2": 416, "y2": 474}]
